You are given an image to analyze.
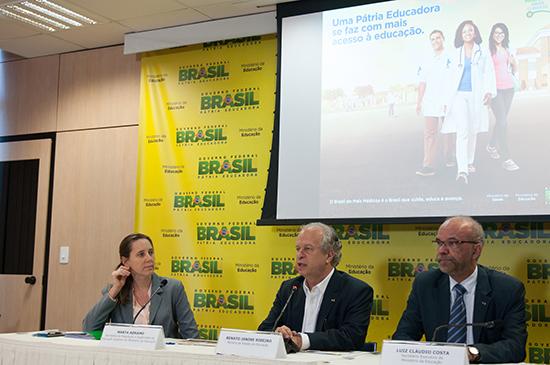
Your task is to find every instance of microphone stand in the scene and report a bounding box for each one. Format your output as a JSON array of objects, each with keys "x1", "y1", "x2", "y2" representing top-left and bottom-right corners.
[
  {"x1": 132, "y1": 279, "x2": 168, "y2": 324},
  {"x1": 271, "y1": 285, "x2": 300, "y2": 353},
  {"x1": 432, "y1": 320, "x2": 501, "y2": 342}
]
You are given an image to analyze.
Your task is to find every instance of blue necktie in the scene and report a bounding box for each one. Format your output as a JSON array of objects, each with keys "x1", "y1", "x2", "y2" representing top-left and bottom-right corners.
[{"x1": 447, "y1": 284, "x2": 467, "y2": 343}]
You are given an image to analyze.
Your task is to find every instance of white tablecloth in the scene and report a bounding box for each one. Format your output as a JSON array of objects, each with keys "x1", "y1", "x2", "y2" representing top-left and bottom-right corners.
[
  {"x1": 0, "y1": 333, "x2": 536, "y2": 365},
  {"x1": 0, "y1": 333, "x2": 380, "y2": 365}
]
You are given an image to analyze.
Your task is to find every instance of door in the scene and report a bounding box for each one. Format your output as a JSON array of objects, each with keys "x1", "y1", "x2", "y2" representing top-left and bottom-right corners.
[{"x1": 0, "y1": 139, "x2": 51, "y2": 332}]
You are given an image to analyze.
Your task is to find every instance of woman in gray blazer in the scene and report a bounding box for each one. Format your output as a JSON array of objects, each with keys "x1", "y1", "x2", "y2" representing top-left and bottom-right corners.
[{"x1": 83, "y1": 233, "x2": 198, "y2": 339}]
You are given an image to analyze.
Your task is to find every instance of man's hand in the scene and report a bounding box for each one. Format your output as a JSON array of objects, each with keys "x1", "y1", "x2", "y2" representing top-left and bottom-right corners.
[
  {"x1": 275, "y1": 326, "x2": 302, "y2": 351},
  {"x1": 275, "y1": 325, "x2": 293, "y2": 339},
  {"x1": 467, "y1": 346, "x2": 480, "y2": 362},
  {"x1": 290, "y1": 332, "x2": 302, "y2": 349}
]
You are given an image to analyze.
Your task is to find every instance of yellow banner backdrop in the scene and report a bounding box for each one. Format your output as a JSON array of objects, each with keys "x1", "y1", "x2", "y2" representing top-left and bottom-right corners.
[{"x1": 136, "y1": 35, "x2": 549, "y2": 363}]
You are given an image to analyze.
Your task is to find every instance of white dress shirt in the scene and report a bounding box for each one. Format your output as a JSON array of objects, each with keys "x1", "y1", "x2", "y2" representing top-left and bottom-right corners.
[
  {"x1": 449, "y1": 266, "x2": 478, "y2": 344},
  {"x1": 300, "y1": 268, "x2": 335, "y2": 350}
]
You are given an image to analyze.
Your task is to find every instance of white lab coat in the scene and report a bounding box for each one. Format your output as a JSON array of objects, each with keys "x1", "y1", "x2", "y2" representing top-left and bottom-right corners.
[{"x1": 441, "y1": 43, "x2": 496, "y2": 134}]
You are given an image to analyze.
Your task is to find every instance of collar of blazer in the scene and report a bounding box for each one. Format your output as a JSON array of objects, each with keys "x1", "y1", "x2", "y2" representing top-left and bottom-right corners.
[
  {"x1": 148, "y1": 273, "x2": 166, "y2": 324},
  {"x1": 473, "y1": 266, "x2": 493, "y2": 343},
  {"x1": 290, "y1": 270, "x2": 345, "y2": 331},
  {"x1": 315, "y1": 270, "x2": 345, "y2": 331},
  {"x1": 433, "y1": 265, "x2": 493, "y2": 343},
  {"x1": 122, "y1": 273, "x2": 166, "y2": 325},
  {"x1": 434, "y1": 271, "x2": 451, "y2": 338}
]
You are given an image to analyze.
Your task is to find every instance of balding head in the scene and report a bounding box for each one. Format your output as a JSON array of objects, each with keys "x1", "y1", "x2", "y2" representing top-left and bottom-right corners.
[
  {"x1": 436, "y1": 216, "x2": 484, "y2": 282},
  {"x1": 439, "y1": 216, "x2": 484, "y2": 244}
]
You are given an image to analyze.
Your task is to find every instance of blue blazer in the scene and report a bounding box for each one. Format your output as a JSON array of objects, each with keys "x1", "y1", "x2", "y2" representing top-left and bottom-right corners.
[
  {"x1": 83, "y1": 273, "x2": 198, "y2": 339},
  {"x1": 258, "y1": 270, "x2": 373, "y2": 351},
  {"x1": 392, "y1": 265, "x2": 527, "y2": 363}
]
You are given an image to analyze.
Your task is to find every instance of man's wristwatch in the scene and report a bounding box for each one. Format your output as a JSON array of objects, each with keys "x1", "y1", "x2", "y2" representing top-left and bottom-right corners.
[{"x1": 468, "y1": 346, "x2": 480, "y2": 362}]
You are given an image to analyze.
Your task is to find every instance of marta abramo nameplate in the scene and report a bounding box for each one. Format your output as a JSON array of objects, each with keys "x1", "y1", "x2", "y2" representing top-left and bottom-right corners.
[
  {"x1": 381, "y1": 340, "x2": 468, "y2": 365},
  {"x1": 100, "y1": 323, "x2": 165, "y2": 350},
  {"x1": 216, "y1": 328, "x2": 287, "y2": 359}
]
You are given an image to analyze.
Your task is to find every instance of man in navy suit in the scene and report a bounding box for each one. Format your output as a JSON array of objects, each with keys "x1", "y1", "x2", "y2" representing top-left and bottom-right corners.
[
  {"x1": 258, "y1": 222, "x2": 373, "y2": 351},
  {"x1": 393, "y1": 216, "x2": 527, "y2": 363}
]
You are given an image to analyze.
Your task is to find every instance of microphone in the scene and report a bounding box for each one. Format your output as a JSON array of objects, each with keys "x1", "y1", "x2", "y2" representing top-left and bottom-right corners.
[
  {"x1": 271, "y1": 285, "x2": 301, "y2": 354},
  {"x1": 432, "y1": 320, "x2": 504, "y2": 342},
  {"x1": 132, "y1": 279, "x2": 168, "y2": 324},
  {"x1": 271, "y1": 285, "x2": 298, "y2": 331}
]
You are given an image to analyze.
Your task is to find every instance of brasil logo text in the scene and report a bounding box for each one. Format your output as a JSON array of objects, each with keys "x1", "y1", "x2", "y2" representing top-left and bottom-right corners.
[
  {"x1": 179, "y1": 62, "x2": 229, "y2": 83},
  {"x1": 198, "y1": 155, "x2": 258, "y2": 178},
  {"x1": 176, "y1": 125, "x2": 227, "y2": 145},
  {"x1": 200, "y1": 88, "x2": 259, "y2": 112}
]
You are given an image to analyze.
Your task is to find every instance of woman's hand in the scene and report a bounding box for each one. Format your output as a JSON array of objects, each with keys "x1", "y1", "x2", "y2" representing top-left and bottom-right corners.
[
  {"x1": 483, "y1": 93, "x2": 492, "y2": 105},
  {"x1": 109, "y1": 265, "x2": 131, "y2": 298},
  {"x1": 509, "y1": 53, "x2": 518, "y2": 74}
]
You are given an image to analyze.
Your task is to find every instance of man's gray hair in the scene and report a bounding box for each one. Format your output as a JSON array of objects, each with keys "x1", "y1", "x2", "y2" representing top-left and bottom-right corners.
[
  {"x1": 442, "y1": 215, "x2": 484, "y2": 243},
  {"x1": 300, "y1": 222, "x2": 342, "y2": 267}
]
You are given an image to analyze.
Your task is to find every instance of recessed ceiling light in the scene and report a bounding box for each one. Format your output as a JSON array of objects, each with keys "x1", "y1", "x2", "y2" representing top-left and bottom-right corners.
[
  {"x1": 0, "y1": 8, "x2": 56, "y2": 31},
  {"x1": 7, "y1": 4, "x2": 70, "y2": 29},
  {"x1": 0, "y1": 0, "x2": 97, "y2": 32},
  {"x1": 36, "y1": 0, "x2": 96, "y2": 25},
  {"x1": 21, "y1": 1, "x2": 82, "y2": 27}
]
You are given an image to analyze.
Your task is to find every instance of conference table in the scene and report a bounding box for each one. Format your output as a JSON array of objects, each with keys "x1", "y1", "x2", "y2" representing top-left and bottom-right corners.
[{"x1": 0, "y1": 332, "x2": 535, "y2": 365}]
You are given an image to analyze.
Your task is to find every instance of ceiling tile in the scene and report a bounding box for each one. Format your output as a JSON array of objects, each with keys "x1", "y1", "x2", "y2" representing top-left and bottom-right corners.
[
  {"x1": 119, "y1": 8, "x2": 209, "y2": 32},
  {"x1": 175, "y1": 0, "x2": 232, "y2": 6},
  {"x1": 52, "y1": 21, "x2": 131, "y2": 48},
  {"x1": 65, "y1": 0, "x2": 186, "y2": 21},
  {"x1": 42, "y1": 0, "x2": 109, "y2": 22},
  {"x1": 0, "y1": 17, "x2": 42, "y2": 40},
  {"x1": 248, "y1": 0, "x2": 295, "y2": 6},
  {"x1": 0, "y1": 34, "x2": 83, "y2": 57},
  {"x1": 194, "y1": 2, "x2": 274, "y2": 19},
  {"x1": 0, "y1": 0, "x2": 291, "y2": 57}
]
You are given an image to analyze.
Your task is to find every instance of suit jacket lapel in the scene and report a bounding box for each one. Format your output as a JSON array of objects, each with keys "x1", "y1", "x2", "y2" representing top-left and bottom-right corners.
[
  {"x1": 473, "y1": 266, "x2": 492, "y2": 342},
  {"x1": 149, "y1": 274, "x2": 164, "y2": 324},
  {"x1": 121, "y1": 292, "x2": 134, "y2": 324},
  {"x1": 435, "y1": 273, "x2": 451, "y2": 342},
  {"x1": 315, "y1": 270, "x2": 342, "y2": 331}
]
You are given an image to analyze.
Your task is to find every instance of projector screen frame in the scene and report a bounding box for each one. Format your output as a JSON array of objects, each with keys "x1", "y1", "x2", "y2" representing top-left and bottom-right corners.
[{"x1": 258, "y1": 0, "x2": 550, "y2": 226}]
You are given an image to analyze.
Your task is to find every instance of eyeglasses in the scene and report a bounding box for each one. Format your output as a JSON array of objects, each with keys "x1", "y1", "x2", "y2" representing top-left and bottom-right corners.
[{"x1": 432, "y1": 238, "x2": 480, "y2": 249}]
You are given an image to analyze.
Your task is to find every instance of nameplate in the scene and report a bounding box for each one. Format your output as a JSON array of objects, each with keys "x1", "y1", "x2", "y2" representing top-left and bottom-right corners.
[
  {"x1": 381, "y1": 340, "x2": 468, "y2": 365},
  {"x1": 216, "y1": 328, "x2": 287, "y2": 359},
  {"x1": 100, "y1": 323, "x2": 165, "y2": 350}
]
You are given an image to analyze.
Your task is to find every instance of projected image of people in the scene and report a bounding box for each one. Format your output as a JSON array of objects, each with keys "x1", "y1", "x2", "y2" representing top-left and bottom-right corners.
[
  {"x1": 278, "y1": 0, "x2": 550, "y2": 219},
  {"x1": 442, "y1": 20, "x2": 496, "y2": 185},
  {"x1": 415, "y1": 30, "x2": 455, "y2": 177},
  {"x1": 487, "y1": 23, "x2": 520, "y2": 172}
]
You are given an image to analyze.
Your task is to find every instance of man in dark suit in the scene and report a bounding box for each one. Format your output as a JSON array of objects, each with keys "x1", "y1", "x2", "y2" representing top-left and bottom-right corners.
[
  {"x1": 393, "y1": 216, "x2": 527, "y2": 363},
  {"x1": 258, "y1": 222, "x2": 373, "y2": 351}
]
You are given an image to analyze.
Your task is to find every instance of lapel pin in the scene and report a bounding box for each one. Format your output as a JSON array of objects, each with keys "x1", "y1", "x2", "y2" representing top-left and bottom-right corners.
[
  {"x1": 331, "y1": 298, "x2": 336, "y2": 302},
  {"x1": 482, "y1": 301, "x2": 487, "y2": 306}
]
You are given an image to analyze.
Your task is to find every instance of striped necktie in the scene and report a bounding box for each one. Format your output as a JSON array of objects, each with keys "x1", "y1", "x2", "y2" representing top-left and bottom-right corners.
[{"x1": 447, "y1": 283, "x2": 467, "y2": 343}]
